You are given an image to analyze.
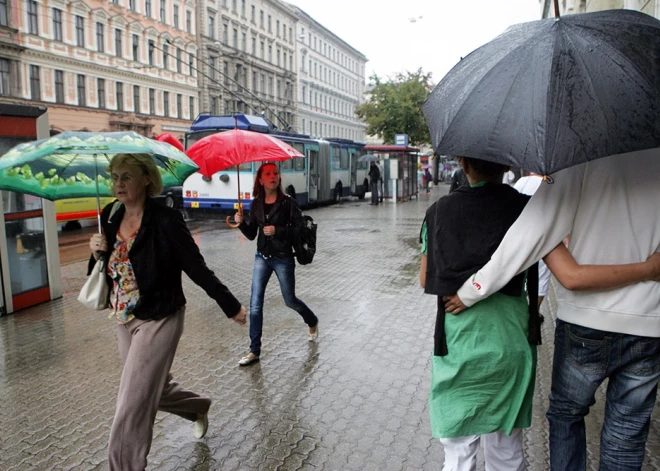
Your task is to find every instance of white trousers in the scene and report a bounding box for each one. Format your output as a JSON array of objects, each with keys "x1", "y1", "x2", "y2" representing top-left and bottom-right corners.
[{"x1": 440, "y1": 428, "x2": 524, "y2": 471}]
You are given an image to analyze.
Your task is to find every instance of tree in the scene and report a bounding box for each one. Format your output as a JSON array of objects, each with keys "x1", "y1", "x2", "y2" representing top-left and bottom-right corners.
[{"x1": 356, "y1": 69, "x2": 434, "y2": 146}]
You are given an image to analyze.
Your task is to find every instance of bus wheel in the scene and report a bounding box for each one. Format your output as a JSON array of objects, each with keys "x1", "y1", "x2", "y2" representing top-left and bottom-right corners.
[
  {"x1": 286, "y1": 184, "x2": 297, "y2": 200},
  {"x1": 165, "y1": 195, "x2": 175, "y2": 208},
  {"x1": 334, "y1": 183, "x2": 343, "y2": 203}
]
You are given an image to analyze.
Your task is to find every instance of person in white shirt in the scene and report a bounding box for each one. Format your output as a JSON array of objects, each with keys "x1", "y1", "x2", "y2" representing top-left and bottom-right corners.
[
  {"x1": 443, "y1": 149, "x2": 660, "y2": 470},
  {"x1": 514, "y1": 173, "x2": 551, "y2": 308}
]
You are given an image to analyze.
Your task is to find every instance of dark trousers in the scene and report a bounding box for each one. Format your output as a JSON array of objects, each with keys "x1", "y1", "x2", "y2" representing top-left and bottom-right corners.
[{"x1": 370, "y1": 180, "x2": 379, "y2": 204}]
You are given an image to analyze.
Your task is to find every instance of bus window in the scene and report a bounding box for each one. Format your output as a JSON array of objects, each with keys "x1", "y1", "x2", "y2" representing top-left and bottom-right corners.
[
  {"x1": 281, "y1": 159, "x2": 293, "y2": 171},
  {"x1": 331, "y1": 146, "x2": 340, "y2": 170},
  {"x1": 294, "y1": 158, "x2": 305, "y2": 171},
  {"x1": 340, "y1": 148, "x2": 349, "y2": 170},
  {"x1": 292, "y1": 142, "x2": 304, "y2": 155},
  {"x1": 309, "y1": 150, "x2": 317, "y2": 172},
  {"x1": 227, "y1": 162, "x2": 253, "y2": 172}
]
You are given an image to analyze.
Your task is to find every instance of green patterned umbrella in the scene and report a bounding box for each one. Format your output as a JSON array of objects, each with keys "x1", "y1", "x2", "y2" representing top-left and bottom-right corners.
[
  {"x1": 0, "y1": 131, "x2": 199, "y2": 231},
  {"x1": 0, "y1": 131, "x2": 198, "y2": 200}
]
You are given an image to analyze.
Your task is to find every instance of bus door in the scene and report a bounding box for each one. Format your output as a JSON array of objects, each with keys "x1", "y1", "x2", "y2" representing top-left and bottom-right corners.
[
  {"x1": 349, "y1": 149, "x2": 357, "y2": 195},
  {"x1": 307, "y1": 148, "x2": 319, "y2": 202}
]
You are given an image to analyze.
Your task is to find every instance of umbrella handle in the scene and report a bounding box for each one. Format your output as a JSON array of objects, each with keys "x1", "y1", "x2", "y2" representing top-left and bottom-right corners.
[{"x1": 225, "y1": 206, "x2": 243, "y2": 229}]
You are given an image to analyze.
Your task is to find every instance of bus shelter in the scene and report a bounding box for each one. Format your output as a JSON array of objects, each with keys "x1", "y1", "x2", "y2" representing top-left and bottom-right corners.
[
  {"x1": 0, "y1": 104, "x2": 62, "y2": 314},
  {"x1": 363, "y1": 145, "x2": 420, "y2": 203}
]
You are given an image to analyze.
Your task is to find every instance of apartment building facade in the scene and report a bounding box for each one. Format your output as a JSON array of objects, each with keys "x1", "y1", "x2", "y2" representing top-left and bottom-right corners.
[
  {"x1": 541, "y1": 0, "x2": 659, "y2": 17},
  {"x1": 286, "y1": 3, "x2": 367, "y2": 141},
  {"x1": 0, "y1": 0, "x2": 199, "y2": 138},
  {"x1": 197, "y1": 0, "x2": 297, "y2": 131}
]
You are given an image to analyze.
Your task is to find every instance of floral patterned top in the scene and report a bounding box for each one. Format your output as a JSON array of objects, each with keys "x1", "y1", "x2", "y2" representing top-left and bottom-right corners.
[{"x1": 107, "y1": 229, "x2": 140, "y2": 324}]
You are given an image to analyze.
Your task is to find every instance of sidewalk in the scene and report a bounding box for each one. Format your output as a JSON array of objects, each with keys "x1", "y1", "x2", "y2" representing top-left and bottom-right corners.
[{"x1": 1, "y1": 186, "x2": 659, "y2": 470}]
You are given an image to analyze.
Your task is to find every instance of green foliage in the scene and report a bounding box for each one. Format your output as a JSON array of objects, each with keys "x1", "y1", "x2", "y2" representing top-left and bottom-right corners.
[{"x1": 356, "y1": 68, "x2": 434, "y2": 146}]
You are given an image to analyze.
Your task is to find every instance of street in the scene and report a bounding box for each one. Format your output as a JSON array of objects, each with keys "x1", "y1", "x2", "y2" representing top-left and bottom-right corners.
[{"x1": 2, "y1": 185, "x2": 660, "y2": 470}]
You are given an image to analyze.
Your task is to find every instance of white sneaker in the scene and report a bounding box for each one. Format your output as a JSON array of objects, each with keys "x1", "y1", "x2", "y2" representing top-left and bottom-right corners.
[
  {"x1": 193, "y1": 413, "x2": 209, "y2": 439},
  {"x1": 308, "y1": 324, "x2": 319, "y2": 341}
]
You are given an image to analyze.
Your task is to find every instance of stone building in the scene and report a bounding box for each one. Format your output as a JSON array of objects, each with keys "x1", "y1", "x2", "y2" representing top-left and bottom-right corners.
[
  {"x1": 0, "y1": 0, "x2": 199, "y2": 138},
  {"x1": 541, "y1": 0, "x2": 659, "y2": 18},
  {"x1": 197, "y1": 0, "x2": 297, "y2": 131}
]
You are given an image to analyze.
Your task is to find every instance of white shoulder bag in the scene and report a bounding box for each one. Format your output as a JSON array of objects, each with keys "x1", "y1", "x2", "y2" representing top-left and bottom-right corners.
[{"x1": 77, "y1": 202, "x2": 122, "y2": 310}]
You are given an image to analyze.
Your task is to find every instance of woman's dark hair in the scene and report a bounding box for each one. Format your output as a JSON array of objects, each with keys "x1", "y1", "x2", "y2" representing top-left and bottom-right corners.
[
  {"x1": 252, "y1": 163, "x2": 284, "y2": 199},
  {"x1": 460, "y1": 157, "x2": 510, "y2": 177}
]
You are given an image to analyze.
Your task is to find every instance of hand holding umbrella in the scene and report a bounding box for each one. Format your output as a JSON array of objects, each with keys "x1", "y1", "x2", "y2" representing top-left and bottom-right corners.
[{"x1": 185, "y1": 129, "x2": 304, "y2": 228}]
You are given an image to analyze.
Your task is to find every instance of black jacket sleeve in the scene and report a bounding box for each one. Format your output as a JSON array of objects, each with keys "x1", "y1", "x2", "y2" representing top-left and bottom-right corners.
[
  {"x1": 164, "y1": 209, "x2": 242, "y2": 318},
  {"x1": 238, "y1": 205, "x2": 259, "y2": 240}
]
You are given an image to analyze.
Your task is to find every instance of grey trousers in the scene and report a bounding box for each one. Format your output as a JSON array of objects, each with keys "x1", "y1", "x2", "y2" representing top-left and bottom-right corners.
[{"x1": 108, "y1": 307, "x2": 211, "y2": 471}]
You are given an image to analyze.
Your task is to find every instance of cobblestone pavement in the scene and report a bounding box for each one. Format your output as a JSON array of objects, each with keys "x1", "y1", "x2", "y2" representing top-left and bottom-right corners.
[{"x1": 2, "y1": 185, "x2": 660, "y2": 470}]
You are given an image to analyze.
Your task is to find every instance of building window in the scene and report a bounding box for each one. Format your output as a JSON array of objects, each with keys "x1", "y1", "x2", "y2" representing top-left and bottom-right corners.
[
  {"x1": 252, "y1": 71, "x2": 257, "y2": 92},
  {"x1": 129, "y1": 0, "x2": 135, "y2": 11},
  {"x1": 54, "y1": 70, "x2": 64, "y2": 103},
  {"x1": 259, "y1": 10, "x2": 263, "y2": 28},
  {"x1": 251, "y1": 37, "x2": 256, "y2": 56},
  {"x1": 283, "y1": 23, "x2": 286, "y2": 41},
  {"x1": 188, "y1": 53, "x2": 195, "y2": 76},
  {"x1": 132, "y1": 34, "x2": 139, "y2": 61},
  {"x1": 208, "y1": 14, "x2": 214, "y2": 39},
  {"x1": 162, "y1": 44, "x2": 169, "y2": 69},
  {"x1": 0, "y1": 0, "x2": 7, "y2": 26},
  {"x1": 276, "y1": 48, "x2": 280, "y2": 67},
  {"x1": 241, "y1": 0, "x2": 245, "y2": 17},
  {"x1": 160, "y1": 0, "x2": 166, "y2": 22},
  {"x1": 210, "y1": 96, "x2": 217, "y2": 115},
  {"x1": 148, "y1": 40, "x2": 154, "y2": 65},
  {"x1": 223, "y1": 61, "x2": 228, "y2": 85},
  {"x1": 231, "y1": 0, "x2": 236, "y2": 12},
  {"x1": 232, "y1": 28, "x2": 237, "y2": 48},
  {"x1": 29, "y1": 65, "x2": 40, "y2": 100},
  {"x1": 186, "y1": 10, "x2": 191, "y2": 32},
  {"x1": 76, "y1": 16, "x2": 85, "y2": 47},
  {"x1": 176, "y1": 93, "x2": 182, "y2": 117},
  {"x1": 145, "y1": 0, "x2": 152, "y2": 16},
  {"x1": 96, "y1": 23, "x2": 104, "y2": 52},
  {"x1": 189, "y1": 96, "x2": 194, "y2": 119},
  {"x1": 209, "y1": 56, "x2": 215, "y2": 79},
  {"x1": 77, "y1": 75, "x2": 86, "y2": 106},
  {"x1": 250, "y1": 5, "x2": 254, "y2": 22},
  {"x1": 176, "y1": 48, "x2": 182, "y2": 73},
  {"x1": 276, "y1": 20, "x2": 279, "y2": 37},
  {"x1": 267, "y1": 15, "x2": 271, "y2": 33},
  {"x1": 27, "y1": 0, "x2": 38, "y2": 35},
  {"x1": 133, "y1": 85, "x2": 140, "y2": 113},
  {"x1": 116, "y1": 81, "x2": 124, "y2": 111},
  {"x1": 268, "y1": 45, "x2": 272, "y2": 63},
  {"x1": 115, "y1": 29, "x2": 122, "y2": 57},
  {"x1": 241, "y1": 32, "x2": 246, "y2": 52},
  {"x1": 260, "y1": 40, "x2": 264, "y2": 59},
  {"x1": 302, "y1": 85, "x2": 306, "y2": 104},
  {"x1": 98, "y1": 78, "x2": 106, "y2": 109},
  {"x1": 163, "y1": 91, "x2": 169, "y2": 116},
  {"x1": 289, "y1": 54, "x2": 292, "y2": 71},
  {"x1": 149, "y1": 88, "x2": 155, "y2": 114},
  {"x1": 52, "y1": 9, "x2": 63, "y2": 41},
  {"x1": 173, "y1": 4, "x2": 179, "y2": 28}
]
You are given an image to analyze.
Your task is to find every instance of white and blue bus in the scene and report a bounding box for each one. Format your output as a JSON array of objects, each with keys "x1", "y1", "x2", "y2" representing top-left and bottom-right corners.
[{"x1": 183, "y1": 114, "x2": 369, "y2": 212}]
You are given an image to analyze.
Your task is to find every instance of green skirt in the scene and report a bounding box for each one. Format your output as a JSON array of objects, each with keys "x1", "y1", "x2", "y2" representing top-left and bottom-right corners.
[{"x1": 429, "y1": 292, "x2": 537, "y2": 438}]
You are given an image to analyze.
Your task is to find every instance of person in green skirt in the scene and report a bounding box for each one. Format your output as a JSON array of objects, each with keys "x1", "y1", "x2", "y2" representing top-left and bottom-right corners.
[{"x1": 419, "y1": 156, "x2": 660, "y2": 470}]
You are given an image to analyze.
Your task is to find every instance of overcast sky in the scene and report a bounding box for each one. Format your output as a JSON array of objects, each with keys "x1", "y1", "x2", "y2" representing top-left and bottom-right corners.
[{"x1": 286, "y1": 0, "x2": 542, "y2": 84}]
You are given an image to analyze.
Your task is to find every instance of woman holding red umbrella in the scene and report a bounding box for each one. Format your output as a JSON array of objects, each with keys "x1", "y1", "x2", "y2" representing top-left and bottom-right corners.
[{"x1": 234, "y1": 163, "x2": 318, "y2": 366}]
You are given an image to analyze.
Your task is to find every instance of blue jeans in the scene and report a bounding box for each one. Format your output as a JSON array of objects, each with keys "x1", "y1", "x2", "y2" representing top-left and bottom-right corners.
[
  {"x1": 248, "y1": 253, "x2": 318, "y2": 356},
  {"x1": 547, "y1": 320, "x2": 660, "y2": 471}
]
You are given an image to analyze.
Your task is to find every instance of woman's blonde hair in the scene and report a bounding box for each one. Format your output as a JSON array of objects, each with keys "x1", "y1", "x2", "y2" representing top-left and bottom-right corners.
[{"x1": 108, "y1": 153, "x2": 163, "y2": 197}]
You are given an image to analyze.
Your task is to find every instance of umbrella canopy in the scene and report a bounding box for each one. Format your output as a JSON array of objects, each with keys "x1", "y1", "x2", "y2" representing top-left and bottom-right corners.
[
  {"x1": 420, "y1": 164, "x2": 433, "y2": 169},
  {"x1": 357, "y1": 154, "x2": 380, "y2": 163},
  {"x1": 0, "y1": 131, "x2": 199, "y2": 200},
  {"x1": 422, "y1": 9, "x2": 660, "y2": 175},
  {"x1": 186, "y1": 129, "x2": 304, "y2": 178},
  {"x1": 155, "y1": 133, "x2": 184, "y2": 152}
]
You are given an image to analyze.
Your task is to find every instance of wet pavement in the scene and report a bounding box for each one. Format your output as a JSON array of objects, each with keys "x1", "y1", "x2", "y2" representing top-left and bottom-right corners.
[{"x1": 2, "y1": 185, "x2": 660, "y2": 470}]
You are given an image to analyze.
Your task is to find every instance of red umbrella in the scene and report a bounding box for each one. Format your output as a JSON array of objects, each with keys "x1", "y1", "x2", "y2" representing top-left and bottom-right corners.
[
  {"x1": 155, "y1": 133, "x2": 184, "y2": 152},
  {"x1": 186, "y1": 129, "x2": 304, "y2": 228}
]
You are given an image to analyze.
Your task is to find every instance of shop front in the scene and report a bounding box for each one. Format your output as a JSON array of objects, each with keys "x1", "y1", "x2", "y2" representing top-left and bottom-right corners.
[{"x1": 0, "y1": 103, "x2": 62, "y2": 314}]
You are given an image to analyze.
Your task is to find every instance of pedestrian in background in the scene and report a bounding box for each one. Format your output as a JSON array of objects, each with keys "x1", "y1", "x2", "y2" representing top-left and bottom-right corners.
[
  {"x1": 424, "y1": 168, "x2": 433, "y2": 194},
  {"x1": 88, "y1": 153, "x2": 246, "y2": 471},
  {"x1": 234, "y1": 163, "x2": 319, "y2": 367},
  {"x1": 444, "y1": 149, "x2": 660, "y2": 470},
  {"x1": 369, "y1": 161, "x2": 381, "y2": 205}
]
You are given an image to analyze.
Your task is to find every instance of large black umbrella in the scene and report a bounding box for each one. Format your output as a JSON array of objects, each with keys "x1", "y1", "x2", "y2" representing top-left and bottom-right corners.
[{"x1": 422, "y1": 9, "x2": 660, "y2": 175}]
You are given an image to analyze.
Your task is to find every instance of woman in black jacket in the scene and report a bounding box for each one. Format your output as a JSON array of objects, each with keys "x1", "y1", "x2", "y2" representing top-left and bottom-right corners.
[
  {"x1": 234, "y1": 163, "x2": 318, "y2": 366},
  {"x1": 88, "y1": 153, "x2": 246, "y2": 471}
]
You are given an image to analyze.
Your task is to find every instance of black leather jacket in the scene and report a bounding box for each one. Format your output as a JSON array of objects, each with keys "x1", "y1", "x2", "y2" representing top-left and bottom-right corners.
[
  {"x1": 238, "y1": 194, "x2": 302, "y2": 257},
  {"x1": 87, "y1": 197, "x2": 241, "y2": 321}
]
